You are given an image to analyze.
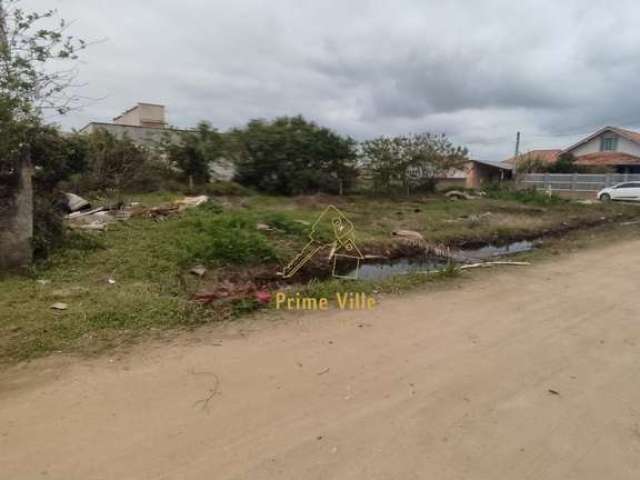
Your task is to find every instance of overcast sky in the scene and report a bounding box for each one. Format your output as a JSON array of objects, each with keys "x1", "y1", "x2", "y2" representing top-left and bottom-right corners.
[{"x1": 23, "y1": 0, "x2": 640, "y2": 160}]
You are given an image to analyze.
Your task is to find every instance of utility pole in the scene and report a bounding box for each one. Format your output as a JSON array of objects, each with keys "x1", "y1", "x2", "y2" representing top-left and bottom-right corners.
[{"x1": 512, "y1": 131, "x2": 521, "y2": 176}]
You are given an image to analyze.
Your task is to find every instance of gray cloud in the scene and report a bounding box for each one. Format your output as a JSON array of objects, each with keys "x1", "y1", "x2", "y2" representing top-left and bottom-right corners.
[{"x1": 24, "y1": 0, "x2": 640, "y2": 160}]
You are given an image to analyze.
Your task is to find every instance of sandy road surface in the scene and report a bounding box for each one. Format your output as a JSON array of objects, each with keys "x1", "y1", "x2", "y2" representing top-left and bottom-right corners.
[{"x1": 3, "y1": 240, "x2": 640, "y2": 479}]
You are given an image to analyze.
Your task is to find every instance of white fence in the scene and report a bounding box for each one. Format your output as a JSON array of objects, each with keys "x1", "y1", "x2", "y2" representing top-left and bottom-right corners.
[{"x1": 519, "y1": 173, "x2": 640, "y2": 193}]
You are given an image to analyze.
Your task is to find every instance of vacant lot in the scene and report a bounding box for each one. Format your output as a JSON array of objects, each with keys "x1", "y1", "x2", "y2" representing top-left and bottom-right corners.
[
  {"x1": 0, "y1": 191, "x2": 638, "y2": 364},
  {"x1": 2, "y1": 236, "x2": 640, "y2": 479}
]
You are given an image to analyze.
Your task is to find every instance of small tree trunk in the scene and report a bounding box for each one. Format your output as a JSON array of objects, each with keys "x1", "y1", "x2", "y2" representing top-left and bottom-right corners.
[
  {"x1": 188, "y1": 175, "x2": 194, "y2": 192},
  {"x1": 0, "y1": 151, "x2": 33, "y2": 273}
]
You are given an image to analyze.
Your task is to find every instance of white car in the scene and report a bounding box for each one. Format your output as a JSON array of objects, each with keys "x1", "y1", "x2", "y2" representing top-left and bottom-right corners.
[{"x1": 597, "y1": 182, "x2": 640, "y2": 201}]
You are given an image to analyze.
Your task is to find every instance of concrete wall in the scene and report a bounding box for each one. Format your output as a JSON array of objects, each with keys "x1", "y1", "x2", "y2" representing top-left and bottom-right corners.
[
  {"x1": 114, "y1": 107, "x2": 140, "y2": 126},
  {"x1": 114, "y1": 103, "x2": 166, "y2": 128},
  {"x1": 570, "y1": 132, "x2": 640, "y2": 157},
  {"x1": 0, "y1": 155, "x2": 33, "y2": 272},
  {"x1": 81, "y1": 123, "x2": 185, "y2": 148}
]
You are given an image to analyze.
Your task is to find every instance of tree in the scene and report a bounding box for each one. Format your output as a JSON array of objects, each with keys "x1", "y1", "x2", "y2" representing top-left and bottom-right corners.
[
  {"x1": 0, "y1": 0, "x2": 85, "y2": 268},
  {"x1": 164, "y1": 121, "x2": 224, "y2": 185},
  {"x1": 80, "y1": 128, "x2": 164, "y2": 193},
  {"x1": 0, "y1": 0, "x2": 86, "y2": 118},
  {"x1": 361, "y1": 133, "x2": 468, "y2": 194},
  {"x1": 548, "y1": 152, "x2": 583, "y2": 173},
  {"x1": 515, "y1": 155, "x2": 547, "y2": 173},
  {"x1": 231, "y1": 116, "x2": 358, "y2": 195}
]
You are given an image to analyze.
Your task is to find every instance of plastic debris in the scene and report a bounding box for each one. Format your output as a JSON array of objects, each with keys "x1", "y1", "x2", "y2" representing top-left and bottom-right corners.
[
  {"x1": 255, "y1": 290, "x2": 272, "y2": 304},
  {"x1": 190, "y1": 266, "x2": 207, "y2": 277},
  {"x1": 50, "y1": 303, "x2": 68, "y2": 310},
  {"x1": 64, "y1": 192, "x2": 91, "y2": 212}
]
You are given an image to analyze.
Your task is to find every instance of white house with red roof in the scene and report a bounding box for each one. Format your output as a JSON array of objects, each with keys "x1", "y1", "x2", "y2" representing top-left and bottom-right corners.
[
  {"x1": 508, "y1": 126, "x2": 640, "y2": 174},
  {"x1": 466, "y1": 126, "x2": 640, "y2": 188}
]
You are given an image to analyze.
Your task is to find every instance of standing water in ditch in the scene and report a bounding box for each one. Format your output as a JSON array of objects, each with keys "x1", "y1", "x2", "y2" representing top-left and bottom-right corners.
[{"x1": 348, "y1": 240, "x2": 536, "y2": 281}]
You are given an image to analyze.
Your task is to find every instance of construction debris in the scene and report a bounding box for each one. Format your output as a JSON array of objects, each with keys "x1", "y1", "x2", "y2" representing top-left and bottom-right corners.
[
  {"x1": 256, "y1": 223, "x2": 273, "y2": 231},
  {"x1": 67, "y1": 206, "x2": 106, "y2": 220},
  {"x1": 392, "y1": 229, "x2": 425, "y2": 242},
  {"x1": 50, "y1": 303, "x2": 68, "y2": 310},
  {"x1": 64, "y1": 192, "x2": 90, "y2": 212},
  {"x1": 175, "y1": 195, "x2": 209, "y2": 211},
  {"x1": 65, "y1": 195, "x2": 214, "y2": 231},
  {"x1": 445, "y1": 190, "x2": 476, "y2": 200},
  {"x1": 190, "y1": 266, "x2": 208, "y2": 277},
  {"x1": 66, "y1": 208, "x2": 118, "y2": 231}
]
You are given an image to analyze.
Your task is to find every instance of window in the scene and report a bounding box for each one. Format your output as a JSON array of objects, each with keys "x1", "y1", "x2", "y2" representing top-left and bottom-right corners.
[{"x1": 601, "y1": 136, "x2": 618, "y2": 151}]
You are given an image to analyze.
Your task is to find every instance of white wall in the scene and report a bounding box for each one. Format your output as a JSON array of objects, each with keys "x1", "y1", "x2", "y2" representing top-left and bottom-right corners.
[{"x1": 569, "y1": 131, "x2": 640, "y2": 157}]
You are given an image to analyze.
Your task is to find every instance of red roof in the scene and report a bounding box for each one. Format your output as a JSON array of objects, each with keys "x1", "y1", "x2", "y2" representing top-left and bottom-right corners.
[
  {"x1": 575, "y1": 152, "x2": 640, "y2": 166},
  {"x1": 504, "y1": 149, "x2": 562, "y2": 165}
]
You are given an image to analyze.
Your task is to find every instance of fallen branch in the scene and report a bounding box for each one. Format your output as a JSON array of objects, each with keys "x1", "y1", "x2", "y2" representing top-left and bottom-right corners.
[
  {"x1": 459, "y1": 261, "x2": 530, "y2": 270},
  {"x1": 190, "y1": 369, "x2": 221, "y2": 412}
]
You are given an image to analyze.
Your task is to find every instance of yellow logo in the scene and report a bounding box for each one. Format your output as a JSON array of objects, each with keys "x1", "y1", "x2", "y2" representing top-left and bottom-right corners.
[{"x1": 280, "y1": 205, "x2": 363, "y2": 280}]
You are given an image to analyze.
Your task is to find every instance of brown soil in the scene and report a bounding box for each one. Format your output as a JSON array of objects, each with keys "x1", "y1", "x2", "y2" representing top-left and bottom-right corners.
[{"x1": 2, "y1": 239, "x2": 640, "y2": 479}]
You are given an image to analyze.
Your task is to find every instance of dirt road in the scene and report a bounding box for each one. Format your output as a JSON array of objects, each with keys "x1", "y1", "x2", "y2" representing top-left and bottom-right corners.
[{"x1": 3, "y1": 240, "x2": 640, "y2": 479}]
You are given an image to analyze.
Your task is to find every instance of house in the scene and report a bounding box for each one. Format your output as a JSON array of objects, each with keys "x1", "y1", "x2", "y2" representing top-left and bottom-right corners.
[
  {"x1": 561, "y1": 126, "x2": 640, "y2": 173},
  {"x1": 465, "y1": 159, "x2": 512, "y2": 188},
  {"x1": 508, "y1": 149, "x2": 562, "y2": 166},
  {"x1": 80, "y1": 103, "x2": 188, "y2": 147},
  {"x1": 507, "y1": 126, "x2": 640, "y2": 174}
]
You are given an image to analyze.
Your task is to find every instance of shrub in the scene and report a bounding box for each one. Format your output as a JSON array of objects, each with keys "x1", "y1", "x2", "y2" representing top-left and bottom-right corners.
[
  {"x1": 203, "y1": 180, "x2": 253, "y2": 196},
  {"x1": 484, "y1": 184, "x2": 566, "y2": 206},
  {"x1": 231, "y1": 115, "x2": 358, "y2": 195},
  {"x1": 176, "y1": 209, "x2": 278, "y2": 265},
  {"x1": 515, "y1": 155, "x2": 547, "y2": 173},
  {"x1": 163, "y1": 121, "x2": 224, "y2": 185},
  {"x1": 78, "y1": 129, "x2": 172, "y2": 193},
  {"x1": 360, "y1": 133, "x2": 469, "y2": 195},
  {"x1": 548, "y1": 152, "x2": 584, "y2": 174},
  {"x1": 32, "y1": 191, "x2": 67, "y2": 260}
]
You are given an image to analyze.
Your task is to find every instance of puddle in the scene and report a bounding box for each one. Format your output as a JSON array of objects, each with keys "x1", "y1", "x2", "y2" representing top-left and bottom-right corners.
[
  {"x1": 352, "y1": 257, "x2": 449, "y2": 281},
  {"x1": 346, "y1": 240, "x2": 536, "y2": 281}
]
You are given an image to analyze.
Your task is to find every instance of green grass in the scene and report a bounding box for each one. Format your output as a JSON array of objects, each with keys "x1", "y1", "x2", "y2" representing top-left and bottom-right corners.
[{"x1": 1, "y1": 192, "x2": 639, "y2": 366}]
